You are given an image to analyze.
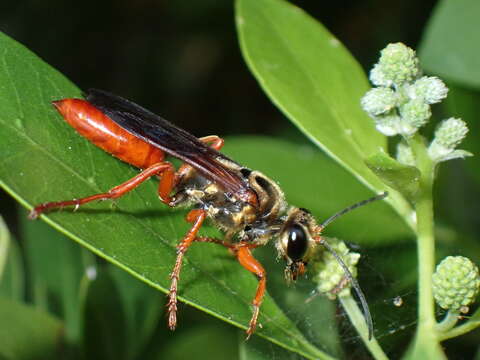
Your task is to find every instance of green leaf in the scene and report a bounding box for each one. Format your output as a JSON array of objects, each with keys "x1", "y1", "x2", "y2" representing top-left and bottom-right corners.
[
  {"x1": 109, "y1": 266, "x2": 163, "y2": 360},
  {"x1": 0, "y1": 32, "x2": 329, "y2": 359},
  {"x1": 20, "y1": 215, "x2": 94, "y2": 344},
  {"x1": 0, "y1": 296, "x2": 63, "y2": 360},
  {"x1": 0, "y1": 217, "x2": 8, "y2": 279},
  {"x1": 419, "y1": 0, "x2": 480, "y2": 89},
  {"x1": 0, "y1": 218, "x2": 24, "y2": 301},
  {"x1": 236, "y1": 0, "x2": 414, "y2": 229},
  {"x1": 82, "y1": 268, "x2": 128, "y2": 360},
  {"x1": 365, "y1": 151, "x2": 420, "y2": 203},
  {"x1": 0, "y1": 240, "x2": 24, "y2": 301},
  {"x1": 442, "y1": 85, "x2": 480, "y2": 183},
  {"x1": 240, "y1": 332, "x2": 305, "y2": 360},
  {"x1": 153, "y1": 325, "x2": 239, "y2": 360}
]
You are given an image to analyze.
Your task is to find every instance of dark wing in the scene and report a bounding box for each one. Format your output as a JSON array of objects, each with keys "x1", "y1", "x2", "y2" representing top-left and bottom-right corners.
[{"x1": 86, "y1": 89, "x2": 249, "y2": 196}]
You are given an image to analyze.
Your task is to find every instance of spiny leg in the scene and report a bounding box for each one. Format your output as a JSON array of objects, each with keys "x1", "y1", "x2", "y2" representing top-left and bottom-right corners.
[
  {"x1": 167, "y1": 209, "x2": 207, "y2": 330},
  {"x1": 29, "y1": 162, "x2": 174, "y2": 219}
]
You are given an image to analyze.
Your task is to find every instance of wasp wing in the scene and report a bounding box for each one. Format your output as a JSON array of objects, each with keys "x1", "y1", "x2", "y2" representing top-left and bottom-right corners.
[{"x1": 86, "y1": 89, "x2": 249, "y2": 196}]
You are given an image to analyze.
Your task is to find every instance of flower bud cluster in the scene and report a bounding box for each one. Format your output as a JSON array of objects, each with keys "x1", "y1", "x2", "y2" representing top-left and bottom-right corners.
[
  {"x1": 311, "y1": 238, "x2": 360, "y2": 299},
  {"x1": 432, "y1": 256, "x2": 480, "y2": 312},
  {"x1": 361, "y1": 43, "x2": 448, "y2": 137}
]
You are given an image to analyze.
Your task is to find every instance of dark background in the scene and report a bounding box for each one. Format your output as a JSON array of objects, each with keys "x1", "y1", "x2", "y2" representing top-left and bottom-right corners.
[{"x1": 0, "y1": 0, "x2": 436, "y2": 137}]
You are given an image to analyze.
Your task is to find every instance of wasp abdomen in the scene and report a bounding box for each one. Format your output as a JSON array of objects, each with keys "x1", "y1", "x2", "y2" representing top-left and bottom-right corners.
[{"x1": 53, "y1": 99, "x2": 164, "y2": 169}]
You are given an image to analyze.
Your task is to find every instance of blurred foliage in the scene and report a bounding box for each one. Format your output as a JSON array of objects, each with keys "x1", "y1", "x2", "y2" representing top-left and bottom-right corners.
[{"x1": 1, "y1": 0, "x2": 479, "y2": 359}]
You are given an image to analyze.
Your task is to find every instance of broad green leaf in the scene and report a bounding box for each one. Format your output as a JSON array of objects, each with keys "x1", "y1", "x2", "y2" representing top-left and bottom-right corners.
[
  {"x1": 0, "y1": 217, "x2": 8, "y2": 279},
  {"x1": 0, "y1": 239, "x2": 24, "y2": 302},
  {"x1": 0, "y1": 32, "x2": 330, "y2": 359},
  {"x1": 365, "y1": 151, "x2": 420, "y2": 203},
  {"x1": 442, "y1": 85, "x2": 480, "y2": 184},
  {"x1": 20, "y1": 216, "x2": 93, "y2": 344},
  {"x1": 0, "y1": 296, "x2": 63, "y2": 360},
  {"x1": 109, "y1": 266, "x2": 163, "y2": 360},
  {"x1": 240, "y1": 333, "x2": 304, "y2": 360},
  {"x1": 0, "y1": 216, "x2": 10, "y2": 279},
  {"x1": 155, "y1": 325, "x2": 239, "y2": 360},
  {"x1": 419, "y1": 0, "x2": 480, "y2": 89},
  {"x1": 83, "y1": 268, "x2": 128, "y2": 360},
  {"x1": 0, "y1": 218, "x2": 24, "y2": 301},
  {"x1": 236, "y1": 0, "x2": 413, "y2": 229}
]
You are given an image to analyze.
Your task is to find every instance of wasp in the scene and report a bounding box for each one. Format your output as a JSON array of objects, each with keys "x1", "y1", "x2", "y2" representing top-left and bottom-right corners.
[{"x1": 29, "y1": 89, "x2": 386, "y2": 339}]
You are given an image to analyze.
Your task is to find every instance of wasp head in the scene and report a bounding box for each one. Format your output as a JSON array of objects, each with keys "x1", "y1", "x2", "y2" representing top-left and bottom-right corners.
[{"x1": 276, "y1": 207, "x2": 323, "y2": 283}]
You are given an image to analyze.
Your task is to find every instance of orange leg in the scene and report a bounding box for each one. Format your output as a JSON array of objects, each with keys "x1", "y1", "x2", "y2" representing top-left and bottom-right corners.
[
  {"x1": 199, "y1": 135, "x2": 224, "y2": 151},
  {"x1": 174, "y1": 135, "x2": 225, "y2": 183},
  {"x1": 29, "y1": 135, "x2": 225, "y2": 219},
  {"x1": 234, "y1": 244, "x2": 266, "y2": 339},
  {"x1": 173, "y1": 236, "x2": 266, "y2": 338},
  {"x1": 167, "y1": 209, "x2": 207, "y2": 330},
  {"x1": 29, "y1": 162, "x2": 175, "y2": 219}
]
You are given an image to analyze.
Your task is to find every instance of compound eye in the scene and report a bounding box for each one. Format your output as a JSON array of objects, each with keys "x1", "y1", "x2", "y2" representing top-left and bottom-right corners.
[{"x1": 286, "y1": 223, "x2": 308, "y2": 261}]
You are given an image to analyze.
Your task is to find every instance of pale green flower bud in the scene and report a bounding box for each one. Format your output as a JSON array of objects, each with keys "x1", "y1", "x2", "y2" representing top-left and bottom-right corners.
[
  {"x1": 370, "y1": 63, "x2": 391, "y2": 87},
  {"x1": 361, "y1": 87, "x2": 397, "y2": 116},
  {"x1": 432, "y1": 256, "x2": 480, "y2": 312},
  {"x1": 372, "y1": 113, "x2": 401, "y2": 137},
  {"x1": 433, "y1": 118, "x2": 468, "y2": 150},
  {"x1": 376, "y1": 43, "x2": 421, "y2": 86},
  {"x1": 428, "y1": 118, "x2": 471, "y2": 162},
  {"x1": 396, "y1": 141, "x2": 415, "y2": 166},
  {"x1": 399, "y1": 99, "x2": 431, "y2": 135},
  {"x1": 406, "y1": 76, "x2": 448, "y2": 104},
  {"x1": 312, "y1": 238, "x2": 360, "y2": 299}
]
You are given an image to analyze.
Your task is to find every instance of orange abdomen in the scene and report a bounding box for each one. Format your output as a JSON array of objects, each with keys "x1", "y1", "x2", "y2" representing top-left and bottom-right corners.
[{"x1": 53, "y1": 98, "x2": 164, "y2": 169}]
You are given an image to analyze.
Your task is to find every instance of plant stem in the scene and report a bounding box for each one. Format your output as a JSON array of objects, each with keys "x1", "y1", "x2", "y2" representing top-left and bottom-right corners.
[
  {"x1": 407, "y1": 134, "x2": 446, "y2": 358},
  {"x1": 435, "y1": 311, "x2": 459, "y2": 333},
  {"x1": 438, "y1": 314, "x2": 480, "y2": 341},
  {"x1": 340, "y1": 295, "x2": 388, "y2": 360}
]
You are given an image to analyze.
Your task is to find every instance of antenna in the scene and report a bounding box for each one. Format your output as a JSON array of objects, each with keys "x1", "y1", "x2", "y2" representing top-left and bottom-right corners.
[
  {"x1": 318, "y1": 238, "x2": 373, "y2": 340},
  {"x1": 320, "y1": 192, "x2": 388, "y2": 229},
  {"x1": 315, "y1": 192, "x2": 388, "y2": 340}
]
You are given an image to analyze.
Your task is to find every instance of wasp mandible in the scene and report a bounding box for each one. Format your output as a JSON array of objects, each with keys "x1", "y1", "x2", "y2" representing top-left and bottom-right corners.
[{"x1": 30, "y1": 89, "x2": 387, "y2": 339}]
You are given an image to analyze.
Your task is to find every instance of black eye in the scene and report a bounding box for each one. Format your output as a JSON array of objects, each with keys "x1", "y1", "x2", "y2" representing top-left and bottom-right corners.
[{"x1": 286, "y1": 224, "x2": 308, "y2": 261}]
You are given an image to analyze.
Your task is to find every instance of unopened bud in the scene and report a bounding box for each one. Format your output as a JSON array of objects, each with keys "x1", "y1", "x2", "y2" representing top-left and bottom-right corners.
[{"x1": 432, "y1": 256, "x2": 480, "y2": 312}]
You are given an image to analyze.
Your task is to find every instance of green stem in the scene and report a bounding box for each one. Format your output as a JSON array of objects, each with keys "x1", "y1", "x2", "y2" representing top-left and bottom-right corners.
[
  {"x1": 407, "y1": 134, "x2": 445, "y2": 358},
  {"x1": 340, "y1": 295, "x2": 388, "y2": 360},
  {"x1": 409, "y1": 134, "x2": 436, "y2": 328},
  {"x1": 435, "y1": 311, "x2": 459, "y2": 333},
  {"x1": 439, "y1": 315, "x2": 480, "y2": 341}
]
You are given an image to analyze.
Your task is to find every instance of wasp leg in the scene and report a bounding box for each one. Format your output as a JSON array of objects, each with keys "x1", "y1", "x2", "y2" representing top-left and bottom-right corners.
[
  {"x1": 29, "y1": 162, "x2": 175, "y2": 219},
  {"x1": 192, "y1": 238, "x2": 265, "y2": 338},
  {"x1": 198, "y1": 135, "x2": 224, "y2": 151},
  {"x1": 234, "y1": 244, "x2": 266, "y2": 339},
  {"x1": 167, "y1": 209, "x2": 207, "y2": 331},
  {"x1": 173, "y1": 135, "x2": 225, "y2": 186}
]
